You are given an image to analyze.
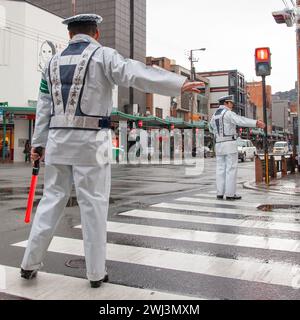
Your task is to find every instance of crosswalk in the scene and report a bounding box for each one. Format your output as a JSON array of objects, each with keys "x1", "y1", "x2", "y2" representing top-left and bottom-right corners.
[{"x1": 3, "y1": 191, "x2": 300, "y2": 300}]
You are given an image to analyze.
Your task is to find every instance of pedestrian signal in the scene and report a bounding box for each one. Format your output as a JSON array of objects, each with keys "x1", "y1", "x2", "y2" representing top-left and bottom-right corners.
[{"x1": 255, "y1": 48, "x2": 272, "y2": 77}]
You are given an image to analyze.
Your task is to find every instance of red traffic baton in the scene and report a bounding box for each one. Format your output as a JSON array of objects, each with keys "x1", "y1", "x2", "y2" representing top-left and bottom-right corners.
[{"x1": 24, "y1": 147, "x2": 43, "y2": 224}]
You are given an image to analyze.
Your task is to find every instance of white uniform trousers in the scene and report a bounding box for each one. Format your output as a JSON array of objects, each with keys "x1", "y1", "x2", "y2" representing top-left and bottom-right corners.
[
  {"x1": 21, "y1": 163, "x2": 111, "y2": 281},
  {"x1": 216, "y1": 153, "x2": 238, "y2": 197}
]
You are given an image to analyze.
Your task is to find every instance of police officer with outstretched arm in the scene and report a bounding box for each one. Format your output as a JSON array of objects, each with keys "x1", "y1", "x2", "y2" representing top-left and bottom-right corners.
[
  {"x1": 210, "y1": 95, "x2": 265, "y2": 201},
  {"x1": 20, "y1": 14, "x2": 203, "y2": 288}
]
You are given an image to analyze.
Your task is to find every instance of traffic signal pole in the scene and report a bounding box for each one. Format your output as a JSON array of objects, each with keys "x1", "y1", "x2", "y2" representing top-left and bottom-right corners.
[
  {"x1": 297, "y1": 0, "x2": 300, "y2": 162},
  {"x1": 255, "y1": 47, "x2": 271, "y2": 185},
  {"x1": 262, "y1": 76, "x2": 270, "y2": 185}
]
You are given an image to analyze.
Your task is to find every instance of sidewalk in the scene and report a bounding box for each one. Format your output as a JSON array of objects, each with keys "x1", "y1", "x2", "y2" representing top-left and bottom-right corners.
[{"x1": 244, "y1": 173, "x2": 300, "y2": 196}]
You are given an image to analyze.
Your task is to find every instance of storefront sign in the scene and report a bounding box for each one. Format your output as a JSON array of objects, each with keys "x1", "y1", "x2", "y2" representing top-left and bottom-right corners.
[{"x1": 14, "y1": 115, "x2": 36, "y2": 121}]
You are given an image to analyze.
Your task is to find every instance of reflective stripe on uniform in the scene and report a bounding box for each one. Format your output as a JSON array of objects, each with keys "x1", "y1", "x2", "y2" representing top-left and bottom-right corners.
[
  {"x1": 49, "y1": 42, "x2": 105, "y2": 130},
  {"x1": 49, "y1": 115, "x2": 111, "y2": 130},
  {"x1": 40, "y1": 79, "x2": 50, "y2": 94}
]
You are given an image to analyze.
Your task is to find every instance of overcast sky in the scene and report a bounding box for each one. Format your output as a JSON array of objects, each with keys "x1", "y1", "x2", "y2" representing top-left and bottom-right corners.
[{"x1": 146, "y1": 0, "x2": 296, "y2": 93}]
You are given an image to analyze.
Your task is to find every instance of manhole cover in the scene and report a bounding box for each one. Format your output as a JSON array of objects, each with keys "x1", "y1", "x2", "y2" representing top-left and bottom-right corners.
[
  {"x1": 65, "y1": 259, "x2": 86, "y2": 269},
  {"x1": 258, "y1": 204, "x2": 300, "y2": 213}
]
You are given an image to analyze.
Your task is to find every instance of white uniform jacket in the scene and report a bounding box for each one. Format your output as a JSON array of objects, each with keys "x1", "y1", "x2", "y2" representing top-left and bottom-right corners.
[
  {"x1": 210, "y1": 106, "x2": 257, "y2": 156},
  {"x1": 32, "y1": 34, "x2": 187, "y2": 165}
]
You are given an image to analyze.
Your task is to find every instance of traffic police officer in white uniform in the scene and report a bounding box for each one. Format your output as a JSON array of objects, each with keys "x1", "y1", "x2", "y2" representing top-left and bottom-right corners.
[
  {"x1": 210, "y1": 95, "x2": 265, "y2": 201},
  {"x1": 20, "y1": 14, "x2": 203, "y2": 288}
]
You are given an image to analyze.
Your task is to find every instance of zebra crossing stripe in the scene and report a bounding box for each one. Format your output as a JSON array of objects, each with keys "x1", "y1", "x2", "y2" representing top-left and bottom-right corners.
[
  {"x1": 177, "y1": 197, "x2": 262, "y2": 209},
  {"x1": 73, "y1": 222, "x2": 300, "y2": 253},
  {"x1": 119, "y1": 209, "x2": 300, "y2": 233},
  {"x1": 151, "y1": 202, "x2": 300, "y2": 220},
  {"x1": 12, "y1": 238, "x2": 300, "y2": 288},
  {"x1": 192, "y1": 194, "x2": 299, "y2": 210},
  {"x1": 0, "y1": 265, "x2": 200, "y2": 300}
]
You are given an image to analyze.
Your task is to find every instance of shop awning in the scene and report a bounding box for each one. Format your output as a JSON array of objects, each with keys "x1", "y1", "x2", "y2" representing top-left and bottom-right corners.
[
  {"x1": 0, "y1": 106, "x2": 36, "y2": 114},
  {"x1": 0, "y1": 105, "x2": 208, "y2": 130}
]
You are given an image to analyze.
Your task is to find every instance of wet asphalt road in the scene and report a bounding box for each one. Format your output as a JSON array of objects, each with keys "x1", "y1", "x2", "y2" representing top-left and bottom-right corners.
[{"x1": 0, "y1": 159, "x2": 300, "y2": 300}]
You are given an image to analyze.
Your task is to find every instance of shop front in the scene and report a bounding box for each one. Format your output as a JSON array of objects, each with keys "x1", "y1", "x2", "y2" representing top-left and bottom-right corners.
[{"x1": 0, "y1": 104, "x2": 36, "y2": 163}]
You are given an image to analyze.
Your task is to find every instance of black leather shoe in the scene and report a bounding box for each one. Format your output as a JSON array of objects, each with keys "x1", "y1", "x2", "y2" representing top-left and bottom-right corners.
[
  {"x1": 90, "y1": 274, "x2": 109, "y2": 289},
  {"x1": 20, "y1": 268, "x2": 38, "y2": 280},
  {"x1": 217, "y1": 195, "x2": 224, "y2": 200},
  {"x1": 226, "y1": 195, "x2": 242, "y2": 201}
]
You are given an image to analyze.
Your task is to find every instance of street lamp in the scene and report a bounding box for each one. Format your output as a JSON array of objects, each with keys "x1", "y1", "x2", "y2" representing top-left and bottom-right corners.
[
  {"x1": 189, "y1": 48, "x2": 206, "y2": 123},
  {"x1": 189, "y1": 48, "x2": 206, "y2": 81}
]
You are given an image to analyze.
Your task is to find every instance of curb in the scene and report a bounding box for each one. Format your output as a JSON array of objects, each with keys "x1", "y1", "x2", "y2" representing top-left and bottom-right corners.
[{"x1": 243, "y1": 181, "x2": 300, "y2": 196}]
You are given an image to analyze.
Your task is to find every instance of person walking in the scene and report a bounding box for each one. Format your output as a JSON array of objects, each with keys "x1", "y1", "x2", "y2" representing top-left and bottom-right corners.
[
  {"x1": 20, "y1": 13, "x2": 203, "y2": 288},
  {"x1": 210, "y1": 95, "x2": 265, "y2": 201},
  {"x1": 23, "y1": 140, "x2": 31, "y2": 163}
]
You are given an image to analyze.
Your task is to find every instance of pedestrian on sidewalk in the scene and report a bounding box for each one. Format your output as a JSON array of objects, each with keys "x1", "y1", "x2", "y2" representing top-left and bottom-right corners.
[
  {"x1": 210, "y1": 95, "x2": 266, "y2": 201},
  {"x1": 23, "y1": 140, "x2": 31, "y2": 163},
  {"x1": 20, "y1": 13, "x2": 204, "y2": 288}
]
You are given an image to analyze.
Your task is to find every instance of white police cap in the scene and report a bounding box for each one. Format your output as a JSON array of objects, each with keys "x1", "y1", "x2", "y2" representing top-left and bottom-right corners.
[
  {"x1": 218, "y1": 95, "x2": 235, "y2": 104},
  {"x1": 62, "y1": 14, "x2": 103, "y2": 26}
]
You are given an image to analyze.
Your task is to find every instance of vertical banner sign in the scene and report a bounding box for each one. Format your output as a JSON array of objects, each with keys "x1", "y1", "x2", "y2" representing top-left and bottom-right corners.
[{"x1": 294, "y1": 116, "x2": 299, "y2": 146}]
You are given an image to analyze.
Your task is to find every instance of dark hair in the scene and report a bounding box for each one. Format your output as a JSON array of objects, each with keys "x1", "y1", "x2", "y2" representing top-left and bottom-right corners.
[{"x1": 68, "y1": 22, "x2": 98, "y2": 36}]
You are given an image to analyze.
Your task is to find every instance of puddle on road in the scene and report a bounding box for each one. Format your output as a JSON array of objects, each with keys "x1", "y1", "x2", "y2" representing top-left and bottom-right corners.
[{"x1": 258, "y1": 204, "x2": 300, "y2": 214}]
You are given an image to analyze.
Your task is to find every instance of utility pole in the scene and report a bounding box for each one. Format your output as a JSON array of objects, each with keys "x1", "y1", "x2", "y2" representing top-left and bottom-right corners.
[
  {"x1": 297, "y1": 0, "x2": 300, "y2": 159},
  {"x1": 190, "y1": 50, "x2": 195, "y2": 124},
  {"x1": 129, "y1": 0, "x2": 134, "y2": 109},
  {"x1": 273, "y1": 0, "x2": 300, "y2": 160},
  {"x1": 72, "y1": 0, "x2": 76, "y2": 15},
  {"x1": 189, "y1": 48, "x2": 206, "y2": 124}
]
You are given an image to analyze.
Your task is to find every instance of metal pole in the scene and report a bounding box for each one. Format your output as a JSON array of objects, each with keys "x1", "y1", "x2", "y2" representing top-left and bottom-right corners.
[
  {"x1": 72, "y1": 0, "x2": 76, "y2": 15},
  {"x1": 190, "y1": 50, "x2": 195, "y2": 124},
  {"x1": 129, "y1": 0, "x2": 134, "y2": 109},
  {"x1": 2, "y1": 112, "x2": 6, "y2": 161},
  {"x1": 296, "y1": 0, "x2": 300, "y2": 161},
  {"x1": 262, "y1": 76, "x2": 270, "y2": 185}
]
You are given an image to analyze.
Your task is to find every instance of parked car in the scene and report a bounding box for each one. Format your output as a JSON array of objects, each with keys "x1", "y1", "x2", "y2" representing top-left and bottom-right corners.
[
  {"x1": 237, "y1": 139, "x2": 257, "y2": 162},
  {"x1": 192, "y1": 146, "x2": 213, "y2": 158},
  {"x1": 273, "y1": 141, "x2": 289, "y2": 155}
]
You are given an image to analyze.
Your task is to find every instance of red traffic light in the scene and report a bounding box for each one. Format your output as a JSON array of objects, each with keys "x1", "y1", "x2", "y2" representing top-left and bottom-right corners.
[
  {"x1": 138, "y1": 120, "x2": 143, "y2": 128},
  {"x1": 255, "y1": 47, "x2": 272, "y2": 77},
  {"x1": 255, "y1": 48, "x2": 270, "y2": 62}
]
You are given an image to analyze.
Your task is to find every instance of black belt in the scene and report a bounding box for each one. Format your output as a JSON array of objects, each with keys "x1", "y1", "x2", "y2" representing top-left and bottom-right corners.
[{"x1": 99, "y1": 117, "x2": 112, "y2": 129}]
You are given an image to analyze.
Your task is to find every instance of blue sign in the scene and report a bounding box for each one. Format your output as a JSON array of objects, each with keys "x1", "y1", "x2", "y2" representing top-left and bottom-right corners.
[{"x1": 0, "y1": 109, "x2": 3, "y2": 116}]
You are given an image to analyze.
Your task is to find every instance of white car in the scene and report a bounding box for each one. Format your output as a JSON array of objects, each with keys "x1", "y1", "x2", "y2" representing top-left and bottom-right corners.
[
  {"x1": 237, "y1": 139, "x2": 257, "y2": 162},
  {"x1": 273, "y1": 141, "x2": 289, "y2": 155}
]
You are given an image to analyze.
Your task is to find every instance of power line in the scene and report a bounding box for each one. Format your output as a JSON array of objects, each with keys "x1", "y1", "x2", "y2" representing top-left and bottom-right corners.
[
  {"x1": 282, "y1": 0, "x2": 289, "y2": 9},
  {"x1": 3, "y1": 27, "x2": 67, "y2": 49},
  {"x1": 0, "y1": 16, "x2": 67, "y2": 43}
]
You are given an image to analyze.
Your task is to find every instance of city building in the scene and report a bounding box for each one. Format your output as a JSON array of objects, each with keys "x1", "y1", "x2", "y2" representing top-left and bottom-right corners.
[
  {"x1": 198, "y1": 70, "x2": 246, "y2": 118},
  {"x1": 15, "y1": 0, "x2": 147, "y2": 114},
  {"x1": 145, "y1": 57, "x2": 172, "y2": 120},
  {"x1": 145, "y1": 57, "x2": 210, "y2": 122},
  {"x1": 171, "y1": 64, "x2": 210, "y2": 122},
  {"x1": 245, "y1": 92, "x2": 257, "y2": 120},
  {"x1": 246, "y1": 81, "x2": 272, "y2": 133},
  {"x1": 0, "y1": 0, "x2": 69, "y2": 162},
  {"x1": 272, "y1": 95, "x2": 291, "y2": 135}
]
